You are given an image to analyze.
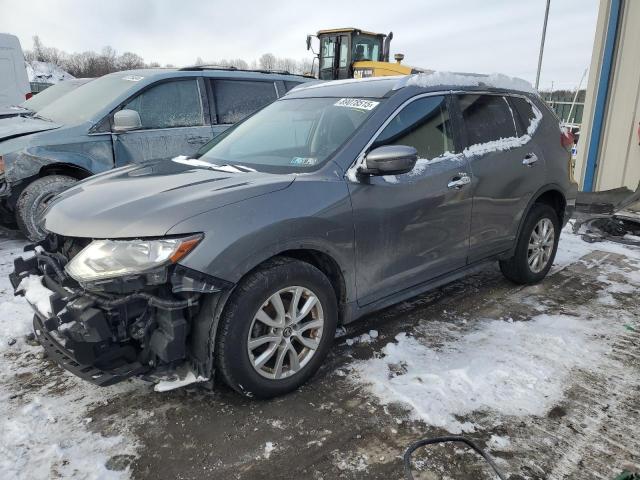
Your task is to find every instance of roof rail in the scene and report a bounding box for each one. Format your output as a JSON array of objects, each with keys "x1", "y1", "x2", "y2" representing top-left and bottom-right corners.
[{"x1": 178, "y1": 64, "x2": 315, "y2": 78}]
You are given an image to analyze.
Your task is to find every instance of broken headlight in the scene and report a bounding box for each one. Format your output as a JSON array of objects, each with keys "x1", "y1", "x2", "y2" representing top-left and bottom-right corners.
[{"x1": 65, "y1": 235, "x2": 202, "y2": 282}]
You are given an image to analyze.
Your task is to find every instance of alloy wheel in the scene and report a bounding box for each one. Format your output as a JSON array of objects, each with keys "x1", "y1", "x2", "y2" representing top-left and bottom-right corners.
[
  {"x1": 247, "y1": 286, "x2": 324, "y2": 379},
  {"x1": 527, "y1": 218, "x2": 555, "y2": 273}
]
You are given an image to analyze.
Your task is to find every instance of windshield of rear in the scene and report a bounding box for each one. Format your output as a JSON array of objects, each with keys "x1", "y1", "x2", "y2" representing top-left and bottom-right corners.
[
  {"x1": 35, "y1": 74, "x2": 140, "y2": 124},
  {"x1": 198, "y1": 97, "x2": 381, "y2": 171}
]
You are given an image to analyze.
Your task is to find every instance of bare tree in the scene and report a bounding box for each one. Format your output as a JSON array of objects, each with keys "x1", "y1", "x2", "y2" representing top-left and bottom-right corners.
[
  {"x1": 117, "y1": 52, "x2": 145, "y2": 71},
  {"x1": 259, "y1": 53, "x2": 276, "y2": 70}
]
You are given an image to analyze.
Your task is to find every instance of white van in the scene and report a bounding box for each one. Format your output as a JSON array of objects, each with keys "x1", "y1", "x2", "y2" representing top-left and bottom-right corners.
[{"x1": 0, "y1": 33, "x2": 31, "y2": 107}]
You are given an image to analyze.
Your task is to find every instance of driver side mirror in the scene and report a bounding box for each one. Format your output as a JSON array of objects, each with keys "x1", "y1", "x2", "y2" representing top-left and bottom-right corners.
[
  {"x1": 360, "y1": 145, "x2": 418, "y2": 176},
  {"x1": 113, "y1": 109, "x2": 142, "y2": 133}
]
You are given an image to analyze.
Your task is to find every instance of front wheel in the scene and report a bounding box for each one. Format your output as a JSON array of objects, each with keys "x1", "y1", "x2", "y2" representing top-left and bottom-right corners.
[
  {"x1": 215, "y1": 258, "x2": 338, "y2": 398},
  {"x1": 499, "y1": 203, "x2": 560, "y2": 284},
  {"x1": 16, "y1": 175, "x2": 77, "y2": 241}
]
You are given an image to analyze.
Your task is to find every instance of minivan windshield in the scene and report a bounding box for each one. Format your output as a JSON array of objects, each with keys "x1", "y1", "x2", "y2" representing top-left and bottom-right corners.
[
  {"x1": 35, "y1": 74, "x2": 140, "y2": 125},
  {"x1": 198, "y1": 97, "x2": 381, "y2": 171},
  {"x1": 21, "y1": 79, "x2": 90, "y2": 113}
]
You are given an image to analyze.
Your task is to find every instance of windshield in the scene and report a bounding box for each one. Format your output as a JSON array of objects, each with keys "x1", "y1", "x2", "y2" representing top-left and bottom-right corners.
[
  {"x1": 198, "y1": 97, "x2": 381, "y2": 171},
  {"x1": 352, "y1": 35, "x2": 382, "y2": 62},
  {"x1": 20, "y1": 80, "x2": 89, "y2": 113},
  {"x1": 35, "y1": 74, "x2": 139, "y2": 124}
]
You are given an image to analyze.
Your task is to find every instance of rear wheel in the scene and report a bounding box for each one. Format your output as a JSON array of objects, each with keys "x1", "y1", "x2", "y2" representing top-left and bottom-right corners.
[
  {"x1": 499, "y1": 203, "x2": 560, "y2": 284},
  {"x1": 215, "y1": 257, "x2": 337, "y2": 398},
  {"x1": 16, "y1": 175, "x2": 77, "y2": 241}
]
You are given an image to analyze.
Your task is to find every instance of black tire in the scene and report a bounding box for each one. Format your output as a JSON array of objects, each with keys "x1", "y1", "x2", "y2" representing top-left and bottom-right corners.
[
  {"x1": 215, "y1": 257, "x2": 338, "y2": 399},
  {"x1": 16, "y1": 175, "x2": 77, "y2": 241},
  {"x1": 499, "y1": 203, "x2": 560, "y2": 285}
]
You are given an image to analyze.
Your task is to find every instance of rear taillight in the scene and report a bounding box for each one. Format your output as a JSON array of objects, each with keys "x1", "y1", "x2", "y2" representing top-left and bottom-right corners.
[
  {"x1": 560, "y1": 128, "x2": 574, "y2": 151},
  {"x1": 25, "y1": 92, "x2": 33, "y2": 100}
]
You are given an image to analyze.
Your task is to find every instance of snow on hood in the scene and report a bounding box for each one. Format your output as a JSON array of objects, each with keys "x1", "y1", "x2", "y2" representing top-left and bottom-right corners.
[
  {"x1": 0, "y1": 115, "x2": 61, "y2": 143},
  {"x1": 396, "y1": 71, "x2": 537, "y2": 94},
  {"x1": 27, "y1": 61, "x2": 75, "y2": 84}
]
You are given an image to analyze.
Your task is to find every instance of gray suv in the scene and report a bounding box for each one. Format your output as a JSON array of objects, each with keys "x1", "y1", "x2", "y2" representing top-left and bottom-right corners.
[
  {"x1": 11, "y1": 73, "x2": 577, "y2": 398},
  {"x1": 0, "y1": 67, "x2": 311, "y2": 239}
]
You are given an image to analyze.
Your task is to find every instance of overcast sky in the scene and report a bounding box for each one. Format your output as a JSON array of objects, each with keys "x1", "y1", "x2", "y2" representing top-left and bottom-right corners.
[{"x1": 0, "y1": 0, "x2": 599, "y2": 90}]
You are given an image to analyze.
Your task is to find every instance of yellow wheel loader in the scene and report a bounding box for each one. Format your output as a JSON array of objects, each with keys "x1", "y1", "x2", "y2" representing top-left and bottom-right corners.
[{"x1": 306, "y1": 28, "x2": 428, "y2": 80}]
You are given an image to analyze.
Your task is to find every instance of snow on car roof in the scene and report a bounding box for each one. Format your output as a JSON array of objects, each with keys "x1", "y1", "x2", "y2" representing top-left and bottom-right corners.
[
  {"x1": 290, "y1": 71, "x2": 537, "y2": 97},
  {"x1": 396, "y1": 71, "x2": 537, "y2": 94}
]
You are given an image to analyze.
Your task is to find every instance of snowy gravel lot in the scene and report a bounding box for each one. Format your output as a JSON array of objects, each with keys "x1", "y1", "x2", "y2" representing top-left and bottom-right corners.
[{"x1": 1, "y1": 222, "x2": 639, "y2": 479}]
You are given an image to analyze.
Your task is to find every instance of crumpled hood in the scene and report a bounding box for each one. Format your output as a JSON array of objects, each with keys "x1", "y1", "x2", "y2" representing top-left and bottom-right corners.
[
  {"x1": 43, "y1": 158, "x2": 296, "y2": 238},
  {"x1": 0, "y1": 115, "x2": 60, "y2": 141}
]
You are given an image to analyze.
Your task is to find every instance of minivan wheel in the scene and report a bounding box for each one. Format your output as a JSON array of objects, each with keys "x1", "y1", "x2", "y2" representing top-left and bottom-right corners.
[
  {"x1": 215, "y1": 257, "x2": 338, "y2": 398},
  {"x1": 499, "y1": 203, "x2": 560, "y2": 284},
  {"x1": 16, "y1": 175, "x2": 77, "y2": 241}
]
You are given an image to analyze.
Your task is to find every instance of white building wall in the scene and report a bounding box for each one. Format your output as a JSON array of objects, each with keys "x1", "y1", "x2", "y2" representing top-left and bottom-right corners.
[{"x1": 575, "y1": 0, "x2": 640, "y2": 191}]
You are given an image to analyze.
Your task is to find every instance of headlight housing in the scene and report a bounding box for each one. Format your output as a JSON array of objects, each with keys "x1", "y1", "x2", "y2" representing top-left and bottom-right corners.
[{"x1": 65, "y1": 235, "x2": 202, "y2": 283}]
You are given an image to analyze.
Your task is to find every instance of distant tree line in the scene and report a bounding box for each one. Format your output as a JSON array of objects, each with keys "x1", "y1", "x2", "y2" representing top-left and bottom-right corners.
[
  {"x1": 194, "y1": 53, "x2": 315, "y2": 76},
  {"x1": 24, "y1": 36, "x2": 316, "y2": 78}
]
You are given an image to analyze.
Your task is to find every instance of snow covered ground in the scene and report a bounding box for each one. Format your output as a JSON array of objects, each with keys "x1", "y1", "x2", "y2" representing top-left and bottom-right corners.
[{"x1": 0, "y1": 221, "x2": 638, "y2": 479}]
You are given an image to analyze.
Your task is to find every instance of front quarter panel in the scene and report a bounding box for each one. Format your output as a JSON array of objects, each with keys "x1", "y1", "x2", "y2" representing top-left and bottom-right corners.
[
  {"x1": 2, "y1": 124, "x2": 114, "y2": 184},
  {"x1": 169, "y1": 175, "x2": 356, "y2": 303}
]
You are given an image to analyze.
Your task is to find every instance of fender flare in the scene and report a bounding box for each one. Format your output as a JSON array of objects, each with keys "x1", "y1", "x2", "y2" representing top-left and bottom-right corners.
[
  {"x1": 189, "y1": 239, "x2": 353, "y2": 378},
  {"x1": 500, "y1": 183, "x2": 567, "y2": 260}
]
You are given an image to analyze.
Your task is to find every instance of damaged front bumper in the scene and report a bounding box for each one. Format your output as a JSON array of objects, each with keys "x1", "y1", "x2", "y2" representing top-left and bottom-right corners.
[{"x1": 10, "y1": 236, "x2": 233, "y2": 387}]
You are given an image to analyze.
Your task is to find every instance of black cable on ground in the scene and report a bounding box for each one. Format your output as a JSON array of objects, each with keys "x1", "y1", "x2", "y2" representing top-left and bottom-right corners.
[{"x1": 403, "y1": 435, "x2": 507, "y2": 480}]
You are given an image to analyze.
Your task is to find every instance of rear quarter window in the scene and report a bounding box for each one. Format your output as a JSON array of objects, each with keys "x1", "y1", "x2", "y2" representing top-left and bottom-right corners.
[
  {"x1": 284, "y1": 80, "x2": 304, "y2": 92},
  {"x1": 212, "y1": 79, "x2": 278, "y2": 124},
  {"x1": 508, "y1": 96, "x2": 538, "y2": 136},
  {"x1": 458, "y1": 94, "x2": 517, "y2": 146}
]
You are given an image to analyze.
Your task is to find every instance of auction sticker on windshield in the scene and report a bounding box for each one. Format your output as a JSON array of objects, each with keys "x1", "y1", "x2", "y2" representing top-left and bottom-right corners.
[{"x1": 334, "y1": 98, "x2": 379, "y2": 110}]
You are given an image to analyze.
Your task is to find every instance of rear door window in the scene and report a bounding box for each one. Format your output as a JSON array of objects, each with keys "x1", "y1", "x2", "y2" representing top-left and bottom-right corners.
[
  {"x1": 458, "y1": 94, "x2": 517, "y2": 146},
  {"x1": 372, "y1": 95, "x2": 456, "y2": 159},
  {"x1": 123, "y1": 79, "x2": 203, "y2": 129},
  {"x1": 212, "y1": 79, "x2": 277, "y2": 124}
]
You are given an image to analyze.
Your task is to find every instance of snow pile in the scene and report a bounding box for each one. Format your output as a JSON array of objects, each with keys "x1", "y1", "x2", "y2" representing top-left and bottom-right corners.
[
  {"x1": 16, "y1": 274, "x2": 53, "y2": 317},
  {"x1": 154, "y1": 369, "x2": 208, "y2": 392},
  {"x1": 345, "y1": 330, "x2": 379, "y2": 346},
  {"x1": 350, "y1": 313, "x2": 610, "y2": 433},
  {"x1": 400, "y1": 71, "x2": 537, "y2": 94},
  {"x1": 26, "y1": 61, "x2": 75, "y2": 84},
  {"x1": 554, "y1": 223, "x2": 640, "y2": 270}
]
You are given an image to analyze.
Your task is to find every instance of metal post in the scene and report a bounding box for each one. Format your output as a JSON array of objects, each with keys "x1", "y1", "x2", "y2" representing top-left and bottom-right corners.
[
  {"x1": 535, "y1": 0, "x2": 551, "y2": 90},
  {"x1": 567, "y1": 68, "x2": 588, "y2": 124}
]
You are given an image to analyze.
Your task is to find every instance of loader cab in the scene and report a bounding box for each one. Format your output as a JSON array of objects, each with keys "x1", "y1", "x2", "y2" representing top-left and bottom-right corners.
[{"x1": 310, "y1": 28, "x2": 389, "y2": 80}]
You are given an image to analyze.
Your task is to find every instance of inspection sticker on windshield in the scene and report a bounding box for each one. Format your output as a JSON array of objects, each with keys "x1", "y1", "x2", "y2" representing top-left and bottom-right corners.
[{"x1": 334, "y1": 98, "x2": 379, "y2": 110}]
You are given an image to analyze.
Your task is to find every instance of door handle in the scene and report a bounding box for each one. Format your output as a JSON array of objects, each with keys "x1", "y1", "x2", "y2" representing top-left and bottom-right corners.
[
  {"x1": 447, "y1": 173, "x2": 471, "y2": 189},
  {"x1": 523, "y1": 153, "x2": 539, "y2": 167}
]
